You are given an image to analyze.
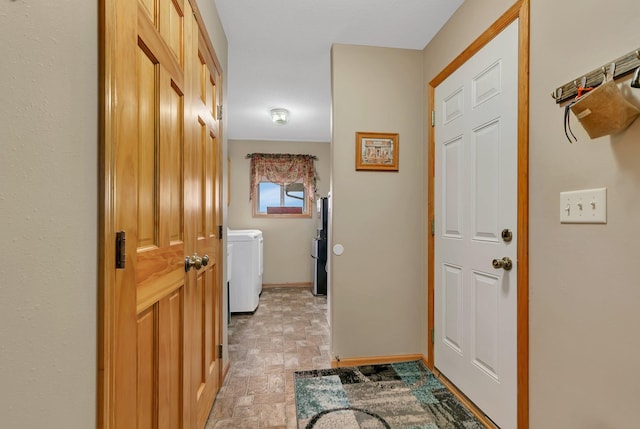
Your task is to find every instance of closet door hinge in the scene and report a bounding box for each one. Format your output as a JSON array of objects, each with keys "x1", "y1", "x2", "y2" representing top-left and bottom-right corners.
[
  {"x1": 431, "y1": 110, "x2": 435, "y2": 127},
  {"x1": 430, "y1": 328, "x2": 435, "y2": 344},
  {"x1": 217, "y1": 344, "x2": 223, "y2": 359},
  {"x1": 217, "y1": 105, "x2": 223, "y2": 120},
  {"x1": 431, "y1": 219, "x2": 435, "y2": 236},
  {"x1": 218, "y1": 224, "x2": 223, "y2": 240}
]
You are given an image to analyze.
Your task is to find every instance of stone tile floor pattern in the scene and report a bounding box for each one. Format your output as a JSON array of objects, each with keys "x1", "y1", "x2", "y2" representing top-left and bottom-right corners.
[{"x1": 205, "y1": 287, "x2": 330, "y2": 429}]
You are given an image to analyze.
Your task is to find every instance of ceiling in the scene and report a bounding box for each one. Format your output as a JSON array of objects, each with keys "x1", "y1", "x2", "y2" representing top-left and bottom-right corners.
[{"x1": 213, "y1": 0, "x2": 464, "y2": 143}]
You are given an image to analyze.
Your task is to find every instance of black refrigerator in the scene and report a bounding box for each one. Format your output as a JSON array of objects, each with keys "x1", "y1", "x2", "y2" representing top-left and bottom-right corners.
[{"x1": 312, "y1": 197, "x2": 328, "y2": 295}]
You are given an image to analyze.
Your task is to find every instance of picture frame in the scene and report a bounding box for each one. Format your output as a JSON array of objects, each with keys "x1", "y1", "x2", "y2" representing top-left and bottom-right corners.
[{"x1": 355, "y1": 132, "x2": 399, "y2": 171}]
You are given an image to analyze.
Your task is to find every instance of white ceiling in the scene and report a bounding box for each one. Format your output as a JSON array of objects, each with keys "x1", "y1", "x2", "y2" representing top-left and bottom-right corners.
[{"x1": 213, "y1": 0, "x2": 464, "y2": 142}]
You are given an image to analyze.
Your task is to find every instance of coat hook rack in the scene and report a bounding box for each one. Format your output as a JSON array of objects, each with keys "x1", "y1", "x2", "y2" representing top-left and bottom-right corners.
[{"x1": 551, "y1": 48, "x2": 640, "y2": 104}]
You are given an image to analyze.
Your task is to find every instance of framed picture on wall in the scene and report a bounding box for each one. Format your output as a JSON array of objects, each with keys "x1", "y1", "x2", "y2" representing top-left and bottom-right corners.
[{"x1": 355, "y1": 131, "x2": 399, "y2": 171}]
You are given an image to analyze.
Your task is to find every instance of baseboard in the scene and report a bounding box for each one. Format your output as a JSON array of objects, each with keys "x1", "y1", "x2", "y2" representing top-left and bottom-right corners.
[
  {"x1": 330, "y1": 353, "x2": 425, "y2": 368},
  {"x1": 262, "y1": 282, "x2": 312, "y2": 289}
]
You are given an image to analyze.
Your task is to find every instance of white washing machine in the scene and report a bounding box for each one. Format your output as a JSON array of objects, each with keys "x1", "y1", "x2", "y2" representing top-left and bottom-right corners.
[{"x1": 227, "y1": 229, "x2": 263, "y2": 312}]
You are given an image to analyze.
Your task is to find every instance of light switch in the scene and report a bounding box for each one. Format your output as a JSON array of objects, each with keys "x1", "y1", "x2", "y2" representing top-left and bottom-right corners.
[{"x1": 560, "y1": 188, "x2": 607, "y2": 224}]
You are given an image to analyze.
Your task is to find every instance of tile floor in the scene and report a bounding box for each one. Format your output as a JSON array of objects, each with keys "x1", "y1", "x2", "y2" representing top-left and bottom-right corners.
[{"x1": 205, "y1": 287, "x2": 330, "y2": 429}]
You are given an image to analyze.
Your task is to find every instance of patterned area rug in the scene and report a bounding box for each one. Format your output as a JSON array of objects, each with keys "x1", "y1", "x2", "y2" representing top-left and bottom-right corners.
[{"x1": 294, "y1": 360, "x2": 485, "y2": 429}]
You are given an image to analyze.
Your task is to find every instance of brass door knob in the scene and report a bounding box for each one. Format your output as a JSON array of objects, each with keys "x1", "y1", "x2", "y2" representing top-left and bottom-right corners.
[
  {"x1": 492, "y1": 257, "x2": 513, "y2": 271},
  {"x1": 184, "y1": 253, "x2": 205, "y2": 272}
]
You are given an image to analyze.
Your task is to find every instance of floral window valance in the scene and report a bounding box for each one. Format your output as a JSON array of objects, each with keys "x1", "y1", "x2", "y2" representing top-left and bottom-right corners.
[{"x1": 246, "y1": 153, "x2": 317, "y2": 202}]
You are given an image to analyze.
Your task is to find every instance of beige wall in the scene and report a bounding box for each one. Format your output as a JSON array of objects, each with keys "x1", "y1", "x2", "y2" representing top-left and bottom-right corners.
[
  {"x1": 0, "y1": 1, "x2": 97, "y2": 427},
  {"x1": 228, "y1": 140, "x2": 330, "y2": 284},
  {"x1": 330, "y1": 45, "x2": 426, "y2": 359},
  {"x1": 424, "y1": 0, "x2": 640, "y2": 427}
]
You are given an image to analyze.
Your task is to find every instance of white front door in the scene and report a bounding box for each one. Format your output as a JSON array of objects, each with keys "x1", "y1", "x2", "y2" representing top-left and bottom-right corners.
[{"x1": 434, "y1": 19, "x2": 519, "y2": 429}]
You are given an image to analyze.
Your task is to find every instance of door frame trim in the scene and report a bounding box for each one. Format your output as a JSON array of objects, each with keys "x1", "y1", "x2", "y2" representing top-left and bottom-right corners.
[{"x1": 426, "y1": 1, "x2": 530, "y2": 427}]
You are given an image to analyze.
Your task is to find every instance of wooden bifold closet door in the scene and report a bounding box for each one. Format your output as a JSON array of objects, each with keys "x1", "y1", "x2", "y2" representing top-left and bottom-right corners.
[{"x1": 99, "y1": 0, "x2": 223, "y2": 427}]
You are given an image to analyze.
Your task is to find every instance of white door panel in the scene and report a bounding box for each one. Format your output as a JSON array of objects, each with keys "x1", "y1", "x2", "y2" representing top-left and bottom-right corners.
[
  {"x1": 435, "y1": 19, "x2": 519, "y2": 429},
  {"x1": 443, "y1": 263, "x2": 463, "y2": 354},
  {"x1": 472, "y1": 119, "x2": 502, "y2": 241},
  {"x1": 443, "y1": 87, "x2": 465, "y2": 123},
  {"x1": 443, "y1": 136, "x2": 464, "y2": 238},
  {"x1": 472, "y1": 60, "x2": 502, "y2": 108},
  {"x1": 470, "y1": 270, "x2": 500, "y2": 379}
]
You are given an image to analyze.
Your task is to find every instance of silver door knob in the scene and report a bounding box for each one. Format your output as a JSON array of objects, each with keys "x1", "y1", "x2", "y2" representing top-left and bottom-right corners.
[
  {"x1": 201, "y1": 254, "x2": 209, "y2": 267},
  {"x1": 492, "y1": 257, "x2": 513, "y2": 271},
  {"x1": 184, "y1": 253, "x2": 205, "y2": 272}
]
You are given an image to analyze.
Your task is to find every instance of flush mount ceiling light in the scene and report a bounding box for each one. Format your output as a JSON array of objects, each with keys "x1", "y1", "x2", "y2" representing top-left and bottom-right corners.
[{"x1": 270, "y1": 108, "x2": 289, "y2": 125}]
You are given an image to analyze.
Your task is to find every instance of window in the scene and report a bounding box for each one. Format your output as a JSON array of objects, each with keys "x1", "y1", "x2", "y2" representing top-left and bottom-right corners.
[
  {"x1": 247, "y1": 153, "x2": 317, "y2": 218},
  {"x1": 256, "y1": 181, "x2": 307, "y2": 215}
]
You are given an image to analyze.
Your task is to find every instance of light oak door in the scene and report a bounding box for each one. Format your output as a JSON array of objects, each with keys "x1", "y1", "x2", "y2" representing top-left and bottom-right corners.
[
  {"x1": 133, "y1": 1, "x2": 191, "y2": 426},
  {"x1": 434, "y1": 20, "x2": 519, "y2": 429},
  {"x1": 189, "y1": 31, "x2": 224, "y2": 429},
  {"x1": 100, "y1": 0, "x2": 223, "y2": 427}
]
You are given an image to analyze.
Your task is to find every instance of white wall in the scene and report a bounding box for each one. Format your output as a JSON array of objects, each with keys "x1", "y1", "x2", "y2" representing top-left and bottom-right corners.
[
  {"x1": 228, "y1": 140, "x2": 330, "y2": 284},
  {"x1": 423, "y1": 0, "x2": 640, "y2": 427},
  {"x1": 331, "y1": 45, "x2": 426, "y2": 359},
  {"x1": 0, "y1": 1, "x2": 97, "y2": 428}
]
